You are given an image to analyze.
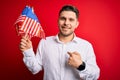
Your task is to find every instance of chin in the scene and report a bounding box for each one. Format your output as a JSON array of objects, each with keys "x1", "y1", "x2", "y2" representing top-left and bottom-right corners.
[{"x1": 60, "y1": 32, "x2": 73, "y2": 37}]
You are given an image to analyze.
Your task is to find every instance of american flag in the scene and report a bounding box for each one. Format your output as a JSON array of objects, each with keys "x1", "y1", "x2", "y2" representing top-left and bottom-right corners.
[{"x1": 15, "y1": 6, "x2": 45, "y2": 38}]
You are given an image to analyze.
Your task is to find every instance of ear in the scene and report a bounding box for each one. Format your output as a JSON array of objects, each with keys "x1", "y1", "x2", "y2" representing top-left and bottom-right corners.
[{"x1": 75, "y1": 21, "x2": 79, "y2": 29}]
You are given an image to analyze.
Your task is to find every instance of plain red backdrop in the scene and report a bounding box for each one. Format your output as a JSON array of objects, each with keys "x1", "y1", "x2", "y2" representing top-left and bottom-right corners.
[{"x1": 0, "y1": 0, "x2": 120, "y2": 80}]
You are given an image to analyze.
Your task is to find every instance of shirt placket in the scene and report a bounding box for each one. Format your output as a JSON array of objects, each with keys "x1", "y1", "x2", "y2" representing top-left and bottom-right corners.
[{"x1": 60, "y1": 44, "x2": 66, "y2": 80}]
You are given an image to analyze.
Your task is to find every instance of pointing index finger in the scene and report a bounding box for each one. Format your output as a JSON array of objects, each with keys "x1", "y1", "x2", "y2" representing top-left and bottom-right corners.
[{"x1": 67, "y1": 52, "x2": 73, "y2": 57}]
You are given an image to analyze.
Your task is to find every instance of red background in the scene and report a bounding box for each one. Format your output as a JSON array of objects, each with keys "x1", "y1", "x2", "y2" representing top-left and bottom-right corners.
[{"x1": 0, "y1": 0, "x2": 120, "y2": 80}]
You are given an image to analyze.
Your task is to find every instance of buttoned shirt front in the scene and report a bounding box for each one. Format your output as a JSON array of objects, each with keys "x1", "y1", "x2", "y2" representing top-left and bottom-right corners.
[{"x1": 23, "y1": 34, "x2": 100, "y2": 80}]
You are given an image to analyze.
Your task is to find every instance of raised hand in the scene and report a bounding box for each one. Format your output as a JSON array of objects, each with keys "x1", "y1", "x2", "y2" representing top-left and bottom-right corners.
[
  {"x1": 19, "y1": 34, "x2": 32, "y2": 52},
  {"x1": 67, "y1": 51, "x2": 82, "y2": 68}
]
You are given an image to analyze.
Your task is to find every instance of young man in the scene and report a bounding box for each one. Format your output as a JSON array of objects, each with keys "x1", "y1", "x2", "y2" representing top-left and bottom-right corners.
[{"x1": 20, "y1": 5, "x2": 100, "y2": 80}]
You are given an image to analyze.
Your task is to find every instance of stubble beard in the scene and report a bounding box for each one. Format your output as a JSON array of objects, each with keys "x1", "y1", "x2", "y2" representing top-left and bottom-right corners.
[{"x1": 59, "y1": 30, "x2": 74, "y2": 37}]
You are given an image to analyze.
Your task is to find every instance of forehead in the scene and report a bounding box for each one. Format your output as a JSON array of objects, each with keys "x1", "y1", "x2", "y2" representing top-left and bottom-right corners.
[{"x1": 59, "y1": 11, "x2": 77, "y2": 18}]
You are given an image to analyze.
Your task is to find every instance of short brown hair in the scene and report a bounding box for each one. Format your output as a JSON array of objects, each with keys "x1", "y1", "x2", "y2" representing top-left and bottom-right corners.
[{"x1": 59, "y1": 5, "x2": 79, "y2": 19}]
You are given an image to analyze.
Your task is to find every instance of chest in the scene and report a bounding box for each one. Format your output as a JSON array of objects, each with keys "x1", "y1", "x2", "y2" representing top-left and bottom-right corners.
[{"x1": 42, "y1": 43, "x2": 88, "y2": 66}]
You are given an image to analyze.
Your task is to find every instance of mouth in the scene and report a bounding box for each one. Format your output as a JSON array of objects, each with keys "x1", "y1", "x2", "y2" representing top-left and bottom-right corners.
[
  {"x1": 61, "y1": 26, "x2": 71, "y2": 30},
  {"x1": 62, "y1": 28, "x2": 70, "y2": 32}
]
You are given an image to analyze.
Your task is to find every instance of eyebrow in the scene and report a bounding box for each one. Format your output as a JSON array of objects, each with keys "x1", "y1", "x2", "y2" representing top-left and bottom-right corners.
[{"x1": 59, "y1": 16, "x2": 76, "y2": 20}]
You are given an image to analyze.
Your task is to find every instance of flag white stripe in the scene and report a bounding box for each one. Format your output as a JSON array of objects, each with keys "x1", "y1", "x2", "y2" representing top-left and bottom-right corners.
[
  {"x1": 17, "y1": 17, "x2": 25, "y2": 21},
  {"x1": 27, "y1": 19, "x2": 34, "y2": 34},
  {"x1": 26, "y1": 18, "x2": 33, "y2": 33},
  {"x1": 35, "y1": 24, "x2": 40, "y2": 36},
  {"x1": 21, "y1": 17, "x2": 28, "y2": 30},
  {"x1": 15, "y1": 16, "x2": 25, "y2": 24},
  {"x1": 16, "y1": 15, "x2": 45, "y2": 38},
  {"x1": 23, "y1": 18, "x2": 31, "y2": 32},
  {"x1": 29, "y1": 20, "x2": 37, "y2": 34},
  {"x1": 32, "y1": 23, "x2": 38, "y2": 35},
  {"x1": 32, "y1": 23, "x2": 39, "y2": 35}
]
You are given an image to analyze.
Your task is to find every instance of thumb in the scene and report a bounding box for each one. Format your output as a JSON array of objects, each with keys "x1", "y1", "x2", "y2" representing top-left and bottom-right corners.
[
  {"x1": 27, "y1": 37, "x2": 32, "y2": 44},
  {"x1": 26, "y1": 37, "x2": 33, "y2": 48},
  {"x1": 73, "y1": 51, "x2": 80, "y2": 56},
  {"x1": 21, "y1": 33, "x2": 28, "y2": 40},
  {"x1": 67, "y1": 52, "x2": 73, "y2": 57}
]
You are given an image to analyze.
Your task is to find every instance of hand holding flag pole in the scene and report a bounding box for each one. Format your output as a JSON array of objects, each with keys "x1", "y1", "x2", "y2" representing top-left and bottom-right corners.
[
  {"x1": 20, "y1": 33, "x2": 33, "y2": 52},
  {"x1": 15, "y1": 6, "x2": 45, "y2": 39}
]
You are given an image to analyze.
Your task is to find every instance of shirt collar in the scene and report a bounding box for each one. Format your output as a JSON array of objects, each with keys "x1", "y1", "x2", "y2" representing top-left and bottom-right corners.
[{"x1": 54, "y1": 33, "x2": 78, "y2": 43}]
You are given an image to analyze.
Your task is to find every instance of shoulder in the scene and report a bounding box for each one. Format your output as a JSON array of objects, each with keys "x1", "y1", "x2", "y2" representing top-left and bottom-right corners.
[
  {"x1": 37, "y1": 36, "x2": 55, "y2": 47},
  {"x1": 39, "y1": 36, "x2": 55, "y2": 43},
  {"x1": 75, "y1": 37, "x2": 92, "y2": 46}
]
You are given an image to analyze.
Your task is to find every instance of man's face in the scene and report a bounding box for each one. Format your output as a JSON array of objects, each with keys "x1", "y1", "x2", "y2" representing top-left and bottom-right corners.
[{"x1": 58, "y1": 11, "x2": 79, "y2": 37}]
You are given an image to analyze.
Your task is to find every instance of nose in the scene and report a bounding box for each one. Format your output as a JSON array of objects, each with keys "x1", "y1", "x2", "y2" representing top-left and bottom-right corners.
[{"x1": 64, "y1": 19, "x2": 69, "y2": 26}]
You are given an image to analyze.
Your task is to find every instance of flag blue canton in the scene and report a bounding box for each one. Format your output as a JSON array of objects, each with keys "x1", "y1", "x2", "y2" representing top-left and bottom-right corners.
[{"x1": 22, "y1": 6, "x2": 39, "y2": 22}]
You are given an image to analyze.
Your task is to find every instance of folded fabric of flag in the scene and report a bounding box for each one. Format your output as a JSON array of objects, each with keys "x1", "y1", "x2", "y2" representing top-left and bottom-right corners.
[{"x1": 15, "y1": 6, "x2": 45, "y2": 39}]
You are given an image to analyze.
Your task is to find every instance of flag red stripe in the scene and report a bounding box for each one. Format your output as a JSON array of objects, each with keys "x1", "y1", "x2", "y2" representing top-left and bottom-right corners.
[
  {"x1": 27, "y1": 19, "x2": 34, "y2": 34},
  {"x1": 30, "y1": 21, "x2": 37, "y2": 36},
  {"x1": 15, "y1": 15, "x2": 26, "y2": 24},
  {"x1": 29, "y1": 20, "x2": 37, "y2": 34},
  {"x1": 25, "y1": 18, "x2": 33, "y2": 33},
  {"x1": 15, "y1": 15, "x2": 45, "y2": 38},
  {"x1": 20, "y1": 17, "x2": 28, "y2": 31},
  {"x1": 23, "y1": 18, "x2": 31, "y2": 32},
  {"x1": 35, "y1": 24, "x2": 40, "y2": 36},
  {"x1": 32, "y1": 23, "x2": 39, "y2": 36}
]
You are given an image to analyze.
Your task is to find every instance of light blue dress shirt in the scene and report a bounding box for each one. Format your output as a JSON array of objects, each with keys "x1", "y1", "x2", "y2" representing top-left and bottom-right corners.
[{"x1": 23, "y1": 34, "x2": 100, "y2": 80}]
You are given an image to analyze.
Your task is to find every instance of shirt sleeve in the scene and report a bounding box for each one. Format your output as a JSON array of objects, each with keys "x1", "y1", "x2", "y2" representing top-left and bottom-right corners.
[
  {"x1": 22, "y1": 39, "x2": 44, "y2": 74},
  {"x1": 78, "y1": 43, "x2": 100, "y2": 80}
]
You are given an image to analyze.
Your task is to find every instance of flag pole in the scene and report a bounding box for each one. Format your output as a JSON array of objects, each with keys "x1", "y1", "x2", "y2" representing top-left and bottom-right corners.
[{"x1": 26, "y1": 0, "x2": 31, "y2": 7}]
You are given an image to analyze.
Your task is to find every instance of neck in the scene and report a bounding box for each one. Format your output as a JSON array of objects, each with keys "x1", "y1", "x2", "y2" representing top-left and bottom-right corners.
[{"x1": 58, "y1": 33, "x2": 74, "y2": 43}]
